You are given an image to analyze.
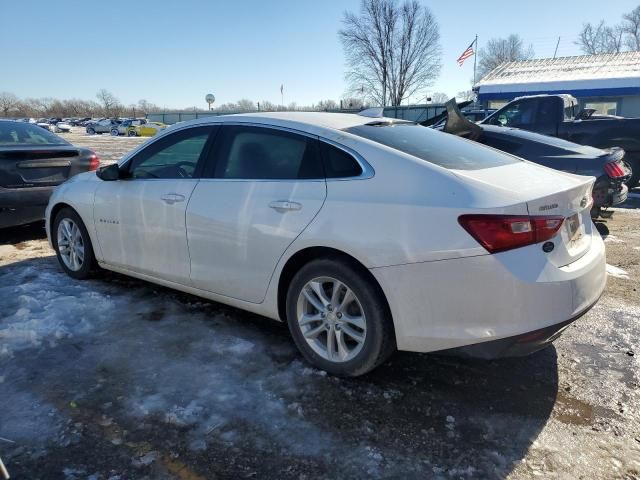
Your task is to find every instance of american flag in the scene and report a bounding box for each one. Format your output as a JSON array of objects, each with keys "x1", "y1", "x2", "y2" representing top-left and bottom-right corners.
[{"x1": 457, "y1": 41, "x2": 475, "y2": 66}]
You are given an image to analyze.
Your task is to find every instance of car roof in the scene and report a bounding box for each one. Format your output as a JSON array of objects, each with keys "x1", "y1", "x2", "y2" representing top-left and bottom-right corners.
[{"x1": 170, "y1": 111, "x2": 401, "y2": 136}]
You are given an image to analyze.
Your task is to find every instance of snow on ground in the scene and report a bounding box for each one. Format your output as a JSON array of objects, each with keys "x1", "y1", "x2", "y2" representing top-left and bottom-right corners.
[{"x1": 606, "y1": 263, "x2": 631, "y2": 279}]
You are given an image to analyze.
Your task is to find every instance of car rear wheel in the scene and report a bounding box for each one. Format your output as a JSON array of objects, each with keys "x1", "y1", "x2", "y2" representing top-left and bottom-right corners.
[
  {"x1": 87, "y1": 127, "x2": 95, "y2": 135},
  {"x1": 286, "y1": 257, "x2": 395, "y2": 377},
  {"x1": 127, "y1": 129, "x2": 137, "y2": 137},
  {"x1": 53, "y1": 208, "x2": 96, "y2": 280},
  {"x1": 110, "y1": 129, "x2": 119, "y2": 136}
]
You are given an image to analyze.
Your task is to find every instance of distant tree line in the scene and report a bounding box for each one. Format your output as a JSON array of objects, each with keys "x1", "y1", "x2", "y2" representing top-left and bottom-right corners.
[
  {"x1": 0, "y1": 89, "x2": 372, "y2": 119},
  {"x1": 577, "y1": 6, "x2": 640, "y2": 54},
  {"x1": 0, "y1": 89, "x2": 162, "y2": 119}
]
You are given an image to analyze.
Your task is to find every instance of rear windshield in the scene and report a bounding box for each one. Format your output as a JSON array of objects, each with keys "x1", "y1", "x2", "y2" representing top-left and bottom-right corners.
[
  {"x1": 0, "y1": 122, "x2": 69, "y2": 146},
  {"x1": 344, "y1": 123, "x2": 519, "y2": 170}
]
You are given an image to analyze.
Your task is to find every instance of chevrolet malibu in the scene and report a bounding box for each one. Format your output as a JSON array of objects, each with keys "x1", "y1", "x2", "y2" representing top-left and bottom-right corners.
[{"x1": 45, "y1": 112, "x2": 606, "y2": 376}]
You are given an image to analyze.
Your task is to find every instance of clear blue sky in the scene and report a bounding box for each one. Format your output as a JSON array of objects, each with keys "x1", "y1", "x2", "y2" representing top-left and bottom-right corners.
[{"x1": 2, "y1": 0, "x2": 639, "y2": 108}]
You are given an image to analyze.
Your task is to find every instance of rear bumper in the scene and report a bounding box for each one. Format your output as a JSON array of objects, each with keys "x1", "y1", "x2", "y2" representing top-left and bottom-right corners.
[
  {"x1": 0, "y1": 186, "x2": 53, "y2": 228},
  {"x1": 371, "y1": 231, "x2": 606, "y2": 354},
  {"x1": 439, "y1": 295, "x2": 600, "y2": 358}
]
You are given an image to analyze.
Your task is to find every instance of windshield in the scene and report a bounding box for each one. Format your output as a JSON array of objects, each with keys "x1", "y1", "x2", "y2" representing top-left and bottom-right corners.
[
  {"x1": 344, "y1": 123, "x2": 519, "y2": 170},
  {"x1": 0, "y1": 122, "x2": 69, "y2": 146}
]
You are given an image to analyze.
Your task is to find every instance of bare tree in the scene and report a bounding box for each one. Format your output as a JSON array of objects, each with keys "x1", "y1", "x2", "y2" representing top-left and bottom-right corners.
[
  {"x1": 0, "y1": 92, "x2": 19, "y2": 117},
  {"x1": 622, "y1": 6, "x2": 640, "y2": 51},
  {"x1": 477, "y1": 35, "x2": 534, "y2": 79},
  {"x1": 342, "y1": 97, "x2": 368, "y2": 109},
  {"x1": 259, "y1": 100, "x2": 277, "y2": 112},
  {"x1": 236, "y1": 98, "x2": 256, "y2": 112},
  {"x1": 339, "y1": 0, "x2": 441, "y2": 106},
  {"x1": 96, "y1": 89, "x2": 120, "y2": 117},
  {"x1": 576, "y1": 20, "x2": 624, "y2": 54},
  {"x1": 317, "y1": 99, "x2": 339, "y2": 110},
  {"x1": 430, "y1": 92, "x2": 449, "y2": 104},
  {"x1": 137, "y1": 99, "x2": 159, "y2": 115}
]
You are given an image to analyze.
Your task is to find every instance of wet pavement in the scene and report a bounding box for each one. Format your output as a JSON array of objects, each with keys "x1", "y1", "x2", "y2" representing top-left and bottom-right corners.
[{"x1": 0, "y1": 198, "x2": 639, "y2": 479}]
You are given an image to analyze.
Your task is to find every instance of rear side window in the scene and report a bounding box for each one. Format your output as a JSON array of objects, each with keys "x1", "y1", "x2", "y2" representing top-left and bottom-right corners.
[
  {"x1": 344, "y1": 123, "x2": 519, "y2": 170},
  {"x1": 213, "y1": 126, "x2": 323, "y2": 180},
  {"x1": 320, "y1": 142, "x2": 363, "y2": 178}
]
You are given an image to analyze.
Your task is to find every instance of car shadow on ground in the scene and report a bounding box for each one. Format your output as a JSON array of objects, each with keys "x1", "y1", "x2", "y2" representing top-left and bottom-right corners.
[
  {"x1": 2, "y1": 256, "x2": 559, "y2": 479},
  {"x1": 0, "y1": 221, "x2": 47, "y2": 245}
]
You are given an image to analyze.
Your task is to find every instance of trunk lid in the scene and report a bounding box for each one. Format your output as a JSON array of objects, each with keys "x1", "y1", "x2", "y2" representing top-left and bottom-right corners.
[
  {"x1": 0, "y1": 146, "x2": 81, "y2": 188},
  {"x1": 452, "y1": 161, "x2": 596, "y2": 266}
]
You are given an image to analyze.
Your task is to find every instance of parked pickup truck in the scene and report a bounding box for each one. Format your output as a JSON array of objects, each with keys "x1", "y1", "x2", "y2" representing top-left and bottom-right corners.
[{"x1": 481, "y1": 94, "x2": 640, "y2": 187}]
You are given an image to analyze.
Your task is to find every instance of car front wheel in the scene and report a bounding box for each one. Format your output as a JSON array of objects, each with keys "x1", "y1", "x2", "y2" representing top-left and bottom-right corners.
[
  {"x1": 111, "y1": 129, "x2": 119, "y2": 136},
  {"x1": 286, "y1": 257, "x2": 395, "y2": 376},
  {"x1": 87, "y1": 127, "x2": 95, "y2": 135},
  {"x1": 53, "y1": 207, "x2": 97, "y2": 279}
]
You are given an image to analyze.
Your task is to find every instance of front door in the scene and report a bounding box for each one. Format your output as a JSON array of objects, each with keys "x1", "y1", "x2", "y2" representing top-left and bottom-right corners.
[
  {"x1": 94, "y1": 126, "x2": 216, "y2": 285},
  {"x1": 187, "y1": 124, "x2": 327, "y2": 303}
]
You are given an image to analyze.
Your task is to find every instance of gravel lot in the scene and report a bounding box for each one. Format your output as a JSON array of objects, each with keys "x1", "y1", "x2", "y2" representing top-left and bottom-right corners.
[{"x1": 0, "y1": 132, "x2": 639, "y2": 479}]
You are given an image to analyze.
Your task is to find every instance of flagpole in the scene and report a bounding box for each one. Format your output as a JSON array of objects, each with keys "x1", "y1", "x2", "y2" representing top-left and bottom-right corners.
[{"x1": 473, "y1": 34, "x2": 478, "y2": 88}]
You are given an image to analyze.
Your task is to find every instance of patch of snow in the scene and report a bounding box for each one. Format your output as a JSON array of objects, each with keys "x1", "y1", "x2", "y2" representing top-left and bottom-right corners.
[
  {"x1": 606, "y1": 264, "x2": 630, "y2": 279},
  {"x1": 603, "y1": 235, "x2": 624, "y2": 243}
]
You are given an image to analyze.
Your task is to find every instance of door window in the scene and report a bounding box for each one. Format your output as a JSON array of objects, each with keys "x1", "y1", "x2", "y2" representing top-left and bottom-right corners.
[
  {"x1": 491, "y1": 100, "x2": 537, "y2": 128},
  {"x1": 320, "y1": 142, "x2": 363, "y2": 178},
  {"x1": 213, "y1": 126, "x2": 322, "y2": 179},
  {"x1": 127, "y1": 126, "x2": 214, "y2": 179}
]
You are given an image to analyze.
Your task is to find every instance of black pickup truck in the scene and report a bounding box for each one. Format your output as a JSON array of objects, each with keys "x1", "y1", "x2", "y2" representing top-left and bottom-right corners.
[{"x1": 481, "y1": 94, "x2": 640, "y2": 187}]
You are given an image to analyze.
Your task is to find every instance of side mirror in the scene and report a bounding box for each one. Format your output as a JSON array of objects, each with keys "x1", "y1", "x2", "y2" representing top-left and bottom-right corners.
[{"x1": 96, "y1": 163, "x2": 121, "y2": 181}]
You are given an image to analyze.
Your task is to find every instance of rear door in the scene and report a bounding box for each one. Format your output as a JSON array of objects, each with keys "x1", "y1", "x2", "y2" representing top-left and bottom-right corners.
[
  {"x1": 94, "y1": 126, "x2": 217, "y2": 285},
  {"x1": 187, "y1": 124, "x2": 326, "y2": 303}
]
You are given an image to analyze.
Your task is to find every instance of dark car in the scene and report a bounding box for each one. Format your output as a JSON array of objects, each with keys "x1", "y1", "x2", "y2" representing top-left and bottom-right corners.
[
  {"x1": 0, "y1": 121, "x2": 99, "y2": 228},
  {"x1": 86, "y1": 118, "x2": 120, "y2": 135},
  {"x1": 426, "y1": 100, "x2": 630, "y2": 218},
  {"x1": 480, "y1": 94, "x2": 640, "y2": 187}
]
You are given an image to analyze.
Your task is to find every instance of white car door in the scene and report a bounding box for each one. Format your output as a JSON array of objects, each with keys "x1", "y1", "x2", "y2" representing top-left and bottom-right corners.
[
  {"x1": 187, "y1": 124, "x2": 326, "y2": 303},
  {"x1": 94, "y1": 125, "x2": 217, "y2": 285}
]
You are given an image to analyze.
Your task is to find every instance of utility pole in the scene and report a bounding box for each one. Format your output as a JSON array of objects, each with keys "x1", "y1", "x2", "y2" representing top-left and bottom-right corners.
[{"x1": 553, "y1": 36, "x2": 561, "y2": 59}]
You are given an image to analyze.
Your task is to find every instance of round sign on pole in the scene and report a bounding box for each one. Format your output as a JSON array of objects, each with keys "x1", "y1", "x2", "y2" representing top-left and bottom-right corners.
[{"x1": 205, "y1": 94, "x2": 215, "y2": 110}]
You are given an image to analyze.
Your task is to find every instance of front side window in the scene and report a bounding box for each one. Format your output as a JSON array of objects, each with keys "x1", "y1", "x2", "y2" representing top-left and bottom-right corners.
[
  {"x1": 490, "y1": 100, "x2": 537, "y2": 128},
  {"x1": 214, "y1": 126, "x2": 322, "y2": 180},
  {"x1": 128, "y1": 127, "x2": 213, "y2": 179}
]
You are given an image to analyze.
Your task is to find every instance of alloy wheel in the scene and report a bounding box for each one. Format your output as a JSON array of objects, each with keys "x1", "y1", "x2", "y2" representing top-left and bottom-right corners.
[
  {"x1": 57, "y1": 218, "x2": 85, "y2": 271},
  {"x1": 296, "y1": 276, "x2": 367, "y2": 363}
]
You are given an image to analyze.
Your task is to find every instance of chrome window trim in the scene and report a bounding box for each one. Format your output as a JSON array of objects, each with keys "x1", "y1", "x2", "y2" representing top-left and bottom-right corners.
[{"x1": 119, "y1": 120, "x2": 375, "y2": 181}]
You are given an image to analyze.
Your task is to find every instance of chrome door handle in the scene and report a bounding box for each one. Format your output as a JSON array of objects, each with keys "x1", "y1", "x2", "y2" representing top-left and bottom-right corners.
[
  {"x1": 269, "y1": 200, "x2": 302, "y2": 212},
  {"x1": 161, "y1": 193, "x2": 185, "y2": 205}
]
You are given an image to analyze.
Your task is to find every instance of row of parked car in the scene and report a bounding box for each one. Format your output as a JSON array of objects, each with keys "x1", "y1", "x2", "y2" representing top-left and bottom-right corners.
[
  {"x1": 8, "y1": 117, "x2": 168, "y2": 138},
  {"x1": 85, "y1": 118, "x2": 167, "y2": 137}
]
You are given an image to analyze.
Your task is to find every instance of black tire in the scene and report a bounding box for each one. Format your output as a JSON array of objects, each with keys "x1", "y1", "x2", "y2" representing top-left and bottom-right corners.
[
  {"x1": 52, "y1": 207, "x2": 97, "y2": 280},
  {"x1": 127, "y1": 129, "x2": 137, "y2": 137},
  {"x1": 110, "y1": 129, "x2": 119, "y2": 136},
  {"x1": 286, "y1": 256, "x2": 395, "y2": 377},
  {"x1": 86, "y1": 127, "x2": 95, "y2": 135}
]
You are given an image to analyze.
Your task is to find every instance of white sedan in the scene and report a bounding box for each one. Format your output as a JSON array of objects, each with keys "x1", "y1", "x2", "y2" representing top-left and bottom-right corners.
[{"x1": 45, "y1": 112, "x2": 606, "y2": 376}]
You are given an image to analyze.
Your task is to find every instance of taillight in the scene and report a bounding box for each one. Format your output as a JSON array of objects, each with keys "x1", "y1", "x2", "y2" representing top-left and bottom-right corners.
[
  {"x1": 88, "y1": 153, "x2": 100, "y2": 171},
  {"x1": 604, "y1": 161, "x2": 626, "y2": 178},
  {"x1": 458, "y1": 214, "x2": 564, "y2": 253}
]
